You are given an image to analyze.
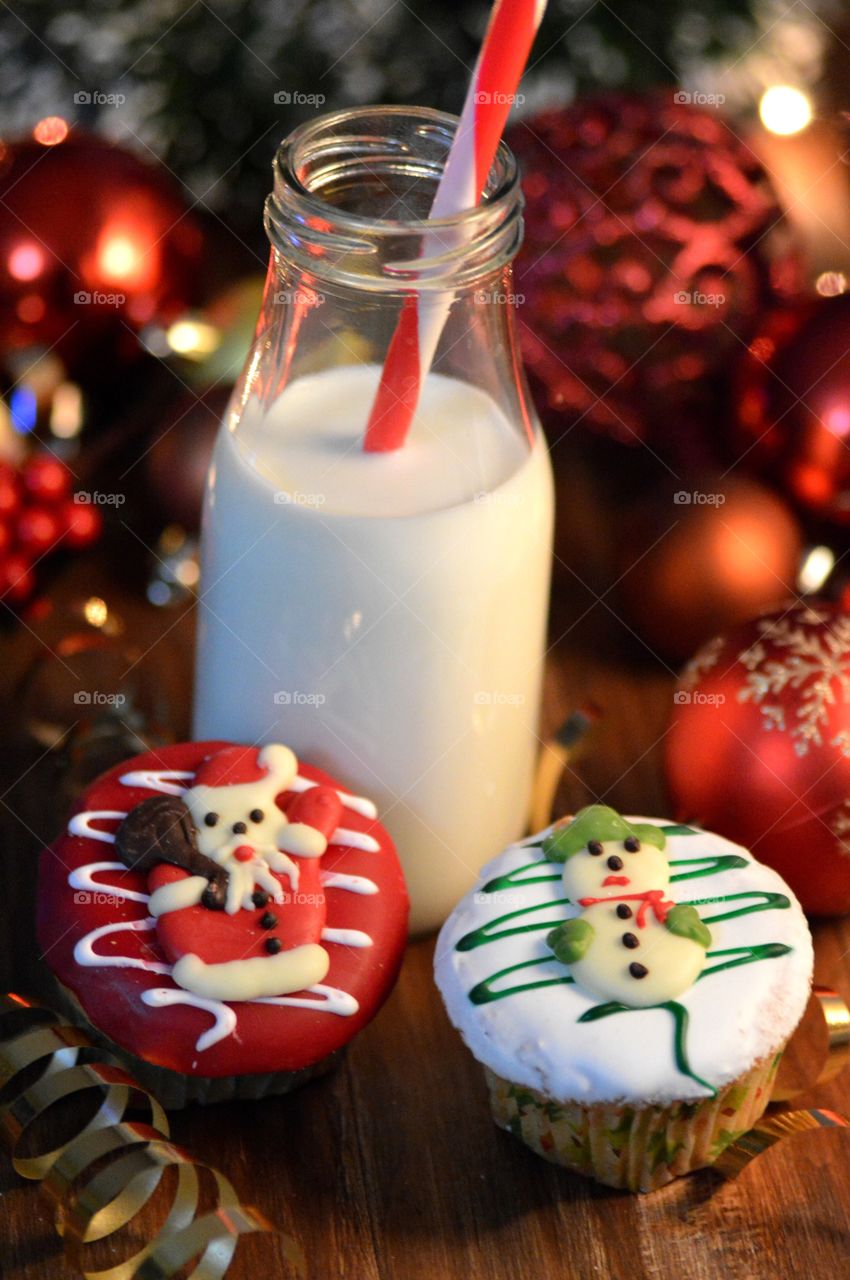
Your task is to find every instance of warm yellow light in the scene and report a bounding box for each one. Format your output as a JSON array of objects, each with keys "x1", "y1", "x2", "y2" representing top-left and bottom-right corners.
[
  {"x1": 816, "y1": 271, "x2": 847, "y2": 297},
  {"x1": 759, "y1": 85, "x2": 813, "y2": 136},
  {"x1": 174, "y1": 557, "x2": 200, "y2": 587},
  {"x1": 98, "y1": 234, "x2": 142, "y2": 282},
  {"x1": 798, "y1": 545, "x2": 835, "y2": 593},
  {"x1": 166, "y1": 319, "x2": 221, "y2": 358},
  {"x1": 83, "y1": 596, "x2": 109, "y2": 628},
  {"x1": 50, "y1": 382, "x2": 84, "y2": 438}
]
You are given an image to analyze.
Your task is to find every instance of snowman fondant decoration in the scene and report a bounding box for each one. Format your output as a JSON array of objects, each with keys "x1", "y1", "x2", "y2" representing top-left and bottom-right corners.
[{"x1": 544, "y1": 805, "x2": 712, "y2": 1007}]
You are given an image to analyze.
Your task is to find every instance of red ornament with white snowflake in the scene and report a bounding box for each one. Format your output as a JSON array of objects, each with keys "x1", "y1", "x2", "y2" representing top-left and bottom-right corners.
[{"x1": 666, "y1": 602, "x2": 850, "y2": 916}]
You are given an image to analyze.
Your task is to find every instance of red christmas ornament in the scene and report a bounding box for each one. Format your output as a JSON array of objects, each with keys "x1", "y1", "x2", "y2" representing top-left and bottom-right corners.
[
  {"x1": 616, "y1": 474, "x2": 802, "y2": 663},
  {"x1": 734, "y1": 294, "x2": 850, "y2": 525},
  {"x1": 0, "y1": 452, "x2": 103, "y2": 605},
  {"x1": 62, "y1": 500, "x2": 103, "y2": 551},
  {"x1": 22, "y1": 454, "x2": 72, "y2": 504},
  {"x1": 0, "y1": 462, "x2": 21, "y2": 521},
  {"x1": 0, "y1": 129, "x2": 203, "y2": 379},
  {"x1": 0, "y1": 552, "x2": 34, "y2": 604},
  {"x1": 666, "y1": 601, "x2": 850, "y2": 916},
  {"x1": 510, "y1": 93, "x2": 800, "y2": 455},
  {"x1": 16, "y1": 506, "x2": 63, "y2": 557}
]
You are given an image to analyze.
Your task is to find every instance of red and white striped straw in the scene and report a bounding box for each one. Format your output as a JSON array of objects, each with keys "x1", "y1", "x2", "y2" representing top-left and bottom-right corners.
[{"x1": 362, "y1": 0, "x2": 546, "y2": 453}]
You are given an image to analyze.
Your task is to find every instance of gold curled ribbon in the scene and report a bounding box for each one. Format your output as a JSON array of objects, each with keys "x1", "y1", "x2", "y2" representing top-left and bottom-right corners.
[
  {"x1": 0, "y1": 993, "x2": 306, "y2": 1279},
  {"x1": 769, "y1": 985, "x2": 850, "y2": 1103},
  {"x1": 715, "y1": 985, "x2": 850, "y2": 1179}
]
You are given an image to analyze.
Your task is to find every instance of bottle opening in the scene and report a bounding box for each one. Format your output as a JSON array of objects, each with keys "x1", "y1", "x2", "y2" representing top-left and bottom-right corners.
[{"x1": 265, "y1": 105, "x2": 523, "y2": 292}]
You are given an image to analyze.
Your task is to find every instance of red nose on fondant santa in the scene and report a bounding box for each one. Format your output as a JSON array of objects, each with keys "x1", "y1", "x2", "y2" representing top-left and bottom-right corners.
[{"x1": 38, "y1": 740, "x2": 408, "y2": 1084}]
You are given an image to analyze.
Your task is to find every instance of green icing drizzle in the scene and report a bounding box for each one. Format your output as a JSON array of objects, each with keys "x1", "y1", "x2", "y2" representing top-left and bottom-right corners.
[
  {"x1": 469, "y1": 957, "x2": 575, "y2": 1005},
  {"x1": 579, "y1": 999, "x2": 716, "y2": 1094},
  {"x1": 482, "y1": 862, "x2": 561, "y2": 893},
  {"x1": 696, "y1": 891, "x2": 790, "y2": 924},
  {"x1": 456, "y1": 899, "x2": 573, "y2": 951},
  {"x1": 668, "y1": 854, "x2": 749, "y2": 882},
  {"x1": 699, "y1": 943, "x2": 792, "y2": 979}
]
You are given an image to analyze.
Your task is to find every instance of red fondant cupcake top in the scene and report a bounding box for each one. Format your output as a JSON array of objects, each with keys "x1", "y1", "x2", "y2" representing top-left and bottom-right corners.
[{"x1": 37, "y1": 740, "x2": 409, "y2": 1078}]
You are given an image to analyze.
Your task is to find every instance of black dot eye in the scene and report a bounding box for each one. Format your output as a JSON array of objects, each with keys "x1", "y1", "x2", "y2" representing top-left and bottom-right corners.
[
  {"x1": 588, "y1": 840, "x2": 603, "y2": 856},
  {"x1": 624, "y1": 836, "x2": 640, "y2": 852},
  {"x1": 204, "y1": 812, "x2": 218, "y2": 827},
  {"x1": 232, "y1": 821, "x2": 247, "y2": 835},
  {"x1": 249, "y1": 809, "x2": 264, "y2": 823}
]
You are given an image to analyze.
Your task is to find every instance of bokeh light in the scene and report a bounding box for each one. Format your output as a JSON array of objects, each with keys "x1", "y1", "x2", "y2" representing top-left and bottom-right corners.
[
  {"x1": 759, "y1": 86, "x2": 813, "y2": 136},
  {"x1": 33, "y1": 116, "x2": 69, "y2": 147}
]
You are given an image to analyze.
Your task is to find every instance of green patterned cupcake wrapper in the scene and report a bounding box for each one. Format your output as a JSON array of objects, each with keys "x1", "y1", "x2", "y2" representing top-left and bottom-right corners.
[{"x1": 485, "y1": 1050, "x2": 783, "y2": 1192}]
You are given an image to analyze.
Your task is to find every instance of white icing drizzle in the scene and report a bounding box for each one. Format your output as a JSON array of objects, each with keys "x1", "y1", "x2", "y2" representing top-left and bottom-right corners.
[
  {"x1": 321, "y1": 871, "x2": 379, "y2": 896},
  {"x1": 289, "y1": 773, "x2": 377, "y2": 819},
  {"x1": 68, "y1": 861, "x2": 150, "y2": 905},
  {"x1": 68, "y1": 810, "x2": 126, "y2": 844},
  {"x1": 330, "y1": 828, "x2": 380, "y2": 853},
  {"x1": 254, "y1": 983, "x2": 359, "y2": 1017},
  {"x1": 73, "y1": 917, "x2": 171, "y2": 974},
  {"x1": 321, "y1": 927, "x2": 373, "y2": 948},
  {"x1": 141, "y1": 987, "x2": 238, "y2": 1052},
  {"x1": 119, "y1": 769, "x2": 193, "y2": 796}
]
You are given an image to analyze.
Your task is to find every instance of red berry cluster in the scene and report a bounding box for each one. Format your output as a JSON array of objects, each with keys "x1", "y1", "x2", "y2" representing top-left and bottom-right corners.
[{"x1": 0, "y1": 455, "x2": 103, "y2": 603}]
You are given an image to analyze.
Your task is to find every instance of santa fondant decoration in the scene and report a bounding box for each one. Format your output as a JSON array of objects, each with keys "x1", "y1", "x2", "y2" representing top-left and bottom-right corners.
[{"x1": 115, "y1": 743, "x2": 344, "y2": 1003}]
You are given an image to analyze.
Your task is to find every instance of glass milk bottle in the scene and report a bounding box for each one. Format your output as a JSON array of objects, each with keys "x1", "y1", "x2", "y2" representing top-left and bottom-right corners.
[{"x1": 194, "y1": 107, "x2": 553, "y2": 933}]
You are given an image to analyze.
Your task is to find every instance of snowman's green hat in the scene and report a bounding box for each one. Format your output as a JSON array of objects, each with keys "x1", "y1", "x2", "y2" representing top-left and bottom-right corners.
[{"x1": 542, "y1": 804, "x2": 666, "y2": 863}]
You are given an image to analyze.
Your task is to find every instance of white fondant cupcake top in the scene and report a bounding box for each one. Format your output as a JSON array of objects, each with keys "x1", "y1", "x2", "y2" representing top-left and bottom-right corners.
[{"x1": 434, "y1": 812, "x2": 813, "y2": 1105}]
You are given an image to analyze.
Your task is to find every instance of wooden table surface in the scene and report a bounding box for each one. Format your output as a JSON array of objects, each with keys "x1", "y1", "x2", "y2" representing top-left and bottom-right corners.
[{"x1": 2, "y1": 544, "x2": 850, "y2": 1280}]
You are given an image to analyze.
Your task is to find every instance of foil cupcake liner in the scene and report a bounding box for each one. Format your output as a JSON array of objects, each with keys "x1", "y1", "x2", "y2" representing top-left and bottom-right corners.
[{"x1": 485, "y1": 1050, "x2": 783, "y2": 1192}]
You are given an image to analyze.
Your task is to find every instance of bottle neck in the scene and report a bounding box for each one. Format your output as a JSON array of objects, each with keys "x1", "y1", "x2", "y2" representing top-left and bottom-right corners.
[
  {"x1": 239, "y1": 106, "x2": 537, "y2": 449},
  {"x1": 263, "y1": 105, "x2": 524, "y2": 297}
]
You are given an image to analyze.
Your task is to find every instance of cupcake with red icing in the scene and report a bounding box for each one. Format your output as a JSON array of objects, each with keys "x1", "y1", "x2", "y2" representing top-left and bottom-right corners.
[{"x1": 38, "y1": 740, "x2": 408, "y2": 1106}]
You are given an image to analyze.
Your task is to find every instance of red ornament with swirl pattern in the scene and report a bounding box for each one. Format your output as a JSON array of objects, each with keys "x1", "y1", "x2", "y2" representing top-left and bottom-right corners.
[
  {"x1": 510, "y1": 94, "x2": 800, "y2": 454},
  {"x1": 666, "y1": 602, "x2": 850, "y2": 917}
]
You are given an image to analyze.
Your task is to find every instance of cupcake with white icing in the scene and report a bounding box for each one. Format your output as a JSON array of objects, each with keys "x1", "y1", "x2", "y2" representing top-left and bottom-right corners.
[
  {"x1": 38, "y1": 740, "x2": 408, "y2": 1107},
  {"x1": 435, "y1": 805, "x2": 812, "y2": 1191}
]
